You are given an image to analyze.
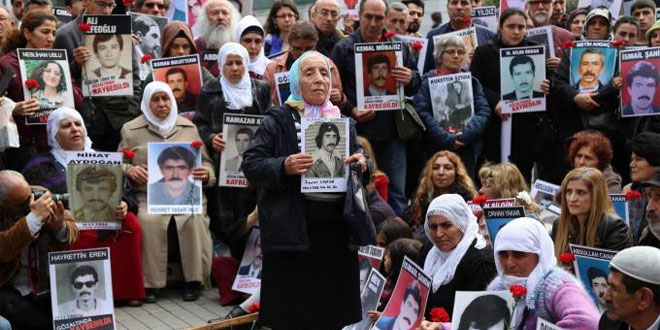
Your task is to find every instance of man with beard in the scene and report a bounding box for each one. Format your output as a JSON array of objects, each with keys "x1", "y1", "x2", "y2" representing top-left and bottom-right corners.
[
  {"x1": 307, "y1": 122, "x2": 346, "y2": 178},
  {"x1": 72, "y1": 166, "x2": 118, "y2": 222},
  {"x1": 623, "y1": 61, "x2": 660, "y2": 116},
  {"x1": 588, "y1": 267, "x2": 609, "y2": 313},
  {"x1": 225, "y1": 127, "x2": 253, "y2": 172},
  {"x1": 374, "y1": 281, "x2": 422, "y2": 330},
  {"x1": 526, "y1": 0, "x2": 573, "y2": 71},
  {"x1": 574, "y1": 48, "x2": 606, "y2": 93},
  {"x1": 238, "y1": 233, "x2": 262, "y2": 278},
  {"x1": 550, "y1": 0, "x2": 567, "y2": 27},
  {"x1": 59, "y1": 265, "x2": 108, "y2": 317},
  {"x1": 193, "y1": 0, "x2": 239, "y2": 64},
  {"x1": 365, "y1": 54, "x2": 396, "y2": 97},
  {"x1": 310, "y1": 0, "x2": 346, "y2": 57},
  {"x1": 639, "y1": 171, "x2": 660, "y2": 249},
  {"x1": 133, "y1": 14, "x2": 162, "y2": 58},
  {"x1": 166, "y1": 67, "x2": 198, "y2": 113},
  {"x1": 503, "y1": 55, "x2": 544, "y2": 100},
  {"x1": 149, "y1": 146, "x2": 201, "y2": 205},
  {"x1": 402, "y1": 0, "x2": 424, "y2": 37}
]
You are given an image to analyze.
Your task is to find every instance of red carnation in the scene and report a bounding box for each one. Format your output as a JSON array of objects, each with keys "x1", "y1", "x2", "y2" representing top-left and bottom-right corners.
[
  {"x1": 123, "y1": 0, "x2": 133, "y2": 6},
  {"x1": 429, "y1": 307, "x2": 450, "y2": 323},
  {"x1": 562, "y1": 41, "x2": 576, "y2": 49},
  {"x1": 558, "y1": 252, "x2": 575, "y2": 263},
  {"x1": 141, "y1": 54, "x2": 153, "y2": 64},
  {"x1": 191, "y1": 140, "x2": 203, "y2": 148},
  {"x1": 122, "y1": 149, "x2": 135, "y2": 160},
  {"x1": 247, "y1": 303, "x2": 260, "y2": 313},
  {"x1": 612, "y1": 40, "x2": 625, "y2": 48},
  {"x1": 510, "y1": 285, "x2": 527, "y2": 298},
  {"x1": 24, "y1": 78, "x2": 39, "y2": 90},
  {"x1": 77, "y1": 23, "x2": 91, "y2": 32},
  {"x1": 462, "y1": 17, "x2": 472, "y2": 24},
  {"x1": 412, "y1": 41, "x2": 424, "y2": 50},
  {"x1": 472, "y1": 195, "x2": 487, "y2": 205},
  {"x1": 625, "y1": 190, "x2": 642, "y2": 201}
]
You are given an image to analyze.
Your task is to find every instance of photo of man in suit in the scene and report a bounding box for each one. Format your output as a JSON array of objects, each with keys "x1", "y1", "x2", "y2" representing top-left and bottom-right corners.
[
  {"x1": 238, "y1": 233, "x2": 262, "y2": 279},
  {"x1": 574, "y1": 48, "x2": 606, "y2": 93},
  {"x1": 364, "y1": 54, "x2": 396, "y2": 97},
  {"x1": 622, "y1": 61, "x2": 660, "y2": 116},
  {"x1": 72, "y1": 165, "x2": 118, "y2": 222},
  {"x1": 375, "y1": 281, "x2": 422, "y2": 330},
  {"x1": 149, "y1": 146, "x2": 201, "y2": 205},
  {"x1": 307, "y1": 122, "x2": 345, "y2": 178},
  {"x1": 503, "y1": 54, "x2": 545, "y2": 100},
  {"x1": 225, "y1": 127, "x2": 253, "y2": 172}
]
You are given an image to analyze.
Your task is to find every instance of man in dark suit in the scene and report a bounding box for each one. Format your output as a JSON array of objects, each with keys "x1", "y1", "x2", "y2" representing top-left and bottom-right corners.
[
  {"x1": 573, "y1": 48, "x2": 606, "y2": 93},
  {"x1": 622, "y1": 61, "x2": 660, "y2": 117},
  {"x1": 364, "y1": 54, "x2": 396, "y2": 97},
  {"x1": 502, "y1": 54, "x2": 545, "y2": 101}
]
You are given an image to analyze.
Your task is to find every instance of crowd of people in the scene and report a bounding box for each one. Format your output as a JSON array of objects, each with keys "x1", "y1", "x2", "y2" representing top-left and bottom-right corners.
[{"x1": 0, "y1": 0, "x2": 659, "y2": 329}]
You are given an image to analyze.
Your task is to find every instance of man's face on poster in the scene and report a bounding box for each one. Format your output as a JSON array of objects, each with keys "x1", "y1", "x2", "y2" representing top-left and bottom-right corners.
[
  {"x1": 321, "y1": 130, "x2": 337, "y2": 153},
  {"x1": 578, "y1": 52, "x2": 604, "y2": 87},
  {"x1": 394, "y1": 294, "x2": 420, "y2": 330},
  {"x1": 160, "y1": 159, "x2": 191, "y2": 191},
  {"x1": 512, "y1": 62, "x2": 535, "y2": 94},
  {"x1": 628, "y1": 76, "x2": 657, "y2": 111},
  {"x1": 359, "y1": 266, "x2": 369, "y2": 289},
  {"x1": 591, "y1": 276, "x2": 609, "y2": 306},
  {"x1": 143, "y1": 25, "x2": 162, "y2": 57},
  {"x1": 235, "y1": 132, "x2": 252, "y2": 156},
  {"x1": 72, "y1": 274, "x2": 98, "y2": 304},
  {"x1": 167, "y1": 72, "x2": 188, "y2": 101},
  {"x1": 97, "y1": 37, "x2": 121, "y2": 69},
  {"x1": 253, "y1": 235, "x2": 262, "y2": 268},
  {"x1": 79, "y1": 179, "x2": 113, "y2": 211},
  {"x1": 452, "y1": 81, "x2": 462, "y2": 93},
  {"x1": 368, "y1": 62, "x2": 390, "y2": 89}
]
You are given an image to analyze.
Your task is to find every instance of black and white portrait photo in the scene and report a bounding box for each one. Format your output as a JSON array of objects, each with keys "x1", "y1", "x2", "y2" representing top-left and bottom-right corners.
[
  {"x1": 219, "y1": 113, "x2": 263, "y2": 187},
  {"x1": 307, "y1": 122, "x2": 346, "y2": 179},
  {"x1": 428, "y1": 72, "x2": 474, "y2": 133},
  {"x1": 131, "y1": 13, "x2": 168, "y2": 59},
  {"x1": 451, "y1": 291, "x2": 513, "y2": 330},
  {"x1": 500, "y1": 46, "x2": 546, "y2": 113},
  {"x1": 301, "y1": 118, "x2": 350, "y2": 193}
]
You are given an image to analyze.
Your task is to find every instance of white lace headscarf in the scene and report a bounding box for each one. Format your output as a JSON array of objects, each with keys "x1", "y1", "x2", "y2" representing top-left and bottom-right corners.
[
  {"x1": 218, "y1": 42, "x2": 253, "y2": 110},
  {"x1": 141, "y1": 81, "x2": 179, "y2": 137},
  {"x1": 47, "y1": 107, "x2": 93, "y2": 169}
]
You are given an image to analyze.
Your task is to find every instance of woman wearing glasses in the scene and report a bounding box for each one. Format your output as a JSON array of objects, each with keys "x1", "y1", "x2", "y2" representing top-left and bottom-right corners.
[{"x1": 263, "y1": 0, "x2": 299, "y2": 57}]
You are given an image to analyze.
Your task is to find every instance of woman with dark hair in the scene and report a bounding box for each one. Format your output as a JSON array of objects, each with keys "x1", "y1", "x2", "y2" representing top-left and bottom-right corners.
[
  {"x1": 626, "y1": 132, "x2": 660, "y2": 243},
  {"x1": 457, "y1": 295, "x2": 511, "y2": 330},
  {"x1": 379, "y1": 238, "x2": 424, "y2": 309},
  {"x1": 566, "y1": 8, "x2": 589, "y2": 38},
  {"x1": 30, "y1": 60, "x2": 70, "y2": 110},
  {"x1": 376, "y1": 218, "x2": 413, "y2": 248},
  {"x1": 567, "y1": 131, "x2": 622, "y2": 192},
  {"x1": 263, "y1": 0, "x2": 299, "y2": 57}
]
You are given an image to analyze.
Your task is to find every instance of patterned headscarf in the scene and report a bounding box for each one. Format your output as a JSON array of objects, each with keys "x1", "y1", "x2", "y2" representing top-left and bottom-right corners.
[{"x1": 285, "y1": 51, "x2": 341, "y2": 118}]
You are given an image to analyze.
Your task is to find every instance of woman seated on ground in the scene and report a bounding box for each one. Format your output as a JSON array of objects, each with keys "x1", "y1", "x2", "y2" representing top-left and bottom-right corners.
[
  {"x1": 404, "y1": 150, "x2": 478, "y2": 241},
  {"x1": 376, "y1": 218, "x2": 413, "y2": 248},
  {"x1": 378, "y1": 238, "x2": 424, "y2": 310},
  {"x1": 552, "y1": 167, "x2": 631, "y2": 256},
  {"x1": 417, "y1": 194, "x2": 497, "y2": 320},
  {"x1": 478, "y1": 162, "x2": 541, "y2": 216},
  {"x1": 22, "y1": 107, "x2": 144, "y2": 306},
  {"x1": 567, "y1": 131, "x2": 622, "y2": 193}
]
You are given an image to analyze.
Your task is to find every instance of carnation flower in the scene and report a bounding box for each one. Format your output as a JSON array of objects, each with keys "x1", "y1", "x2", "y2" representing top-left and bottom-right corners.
[
  {"x1": 562, "y1": 41, "x2": 576, "y2": 49},
  {"x1": 509, "y1": 285, "x2": 527, "y2": 298},
  {"x1": 25, "y1": 78, "x2": 39, "y2": 90},
  {"x1": 429, "y1": 307, "x2": 450, "y2": 322},
  {"x1": 411, "y1": 41, "x2": 424, "y2": 50},
  {"x1": 472, "y1": 195, "x2": 487, "y2": 205},
  {"x1": 625, "y1": 190, "x2": 642, "y2": 201},
  {"x1": 141, "y1": 54, "x2": 153, "y2": 64},
  {"x1": 191, "y1": 140, "x2": 203, "y2": 148},
  {"x1": 248, "y1": 303, "x2": 260, "y2": 313},
  {"x1": 122, "y1": 149, "x2": 135, "y2": 160},
  {"x1": 77, "y1": 23, "x2": 91, "y2": 32},
  {"x1": 558, "y1": 252, "x2": 575, "y2": 263}
]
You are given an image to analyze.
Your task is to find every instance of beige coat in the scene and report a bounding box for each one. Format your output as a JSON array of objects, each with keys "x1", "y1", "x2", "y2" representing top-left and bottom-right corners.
[{"x1": 118, "y1": 115, "x2": 216, "y2": 288}]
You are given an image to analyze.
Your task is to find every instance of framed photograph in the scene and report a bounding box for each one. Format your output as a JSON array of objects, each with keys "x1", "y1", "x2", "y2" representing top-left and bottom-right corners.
[
  {"x1": 569, "y1": 244, "x2": 617, "y2": 313},
  {"x1": 484, "y1": 206, "x2": 525, "y2": 243},
  {"x1": 301, "y1": 117, "x2": 350, "y2": 193},
  {"x1": 354, "y1": 42, "x2": 405, "y2": 112},
  {"x1": 147, "y1": 142, "x2": 202, "y2": 214},
  {"x1": 619, "y1": 47, "x2": 660, "y2": 118},
  {"x1": 530, "y1": 179, "x2": 560, "y2": 208},
  {"x1": 526, "y1": 26, "x2": 555, "y2": 58},
  {"x1": 472, "y1": 6, "x2": 497, "y2": 31},
  {"x1": 151, "y1": 54, "x2": 203, "y2": 114},
  {"x1": 569, "y1": 41, "x2": 617, "y2": 94},
  {"x1": 451, "y1": 291, "x2": 514, "y2": 330},
  {"x1": 232, "y1": 227, "x2": 262, "y2": 294},
  {"x1": 344, "y1": 268, "x2": 387, "y2": 330},
  {"x1": 500, "y1": 46, "x2": 546, "y2": 114},
  {"x1": 274, "y1": 71, "x2": 291, "y2": 106},
  {"x1": 358, "y1": 245, "x2": 385, "y2": 291},
  {"x1": 218, "y1": 113, "x2": 263, "y2": 187},
  {"x1": 131, "y1": 12, "x2": 169, "y2": 59},
  {"x1": 428, "y1": 72, "x2": 474, "y2": 134}
]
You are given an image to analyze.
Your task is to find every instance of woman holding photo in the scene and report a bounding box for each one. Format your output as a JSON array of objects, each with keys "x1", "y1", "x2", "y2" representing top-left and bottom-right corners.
[{"x1": 30, "y1": 60, "x2": 71, "y2": 110}]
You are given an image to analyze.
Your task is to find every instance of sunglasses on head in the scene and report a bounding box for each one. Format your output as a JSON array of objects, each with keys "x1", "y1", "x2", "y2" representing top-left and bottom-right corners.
[{"x1": 73, "y1": 281, "x2": 96, "y2": 289}]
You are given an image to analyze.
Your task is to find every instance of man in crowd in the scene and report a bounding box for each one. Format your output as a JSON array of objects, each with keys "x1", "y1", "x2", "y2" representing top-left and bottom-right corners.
[
  {"x1": 623, "y1": 61, "x2": 660, "y2": 116},
  {"x1": 374, "y1": 281, "x2": 422, "y2": 330},
  {"x1": 614, "y1": 16, "x2": 640, "y2": 47},
  {"x1": 149, "y1": 146, "x2": 201, "y2": 205},
  {"x1": 23, "y1": 0, "x2": 52, "y2": 15},
  {"x1": 193, "y1": 0, "x2": 239, "y2": 55},
  {"x1": 225, "y1": 128, "x2": 253, "y2": 172},
  {"x1": 65, "y1": 0, "x2": 83, "y2": 18},
  {"x1": 639, "y1": 171, "x2": 660, "y2": 248},
  {"x1": 308, "y1": 122, "x2": 345, "y2": 178},
  {"x1": 134, "y1": 0, "x2": 169, "y2": 16},
  {"x1": 59, "y1": 265, "x2": 108, "y2": 317},
  {"x1": 11, "y1": 0, "x2": 23, "y2": 22},
  {"x1": 166, "y1": 68, "x2": 198, "y2": 113},
  {"x1": 503, "y1": 55, "x2": 544, "y2": 100},
  {"x1": 422, "y1": 0, "x2": 495, "y2": 73},
  {"x1": 384, "y1": 2, "x2": 409, "y2": 35},
  {"x1": 600, "y1": 246, "x2": 660, "y2": 330},
  {"x1": 632, "y1": 0, "x2": 656, "y2": 46},
  {"x1": 575, "y1": 49, "x2": 606, "y2": 93},
  {"x1": 73, "y1": 166, "x2": 118, "y2": 222},
  {"x1": 402, "y1": 0, "x2": 424, "y2": 38},
  {"x1": 588, "y1": 267, "x2": 609, "y2": 313},
  {"x1": 365, "y1": 54, "x2": 396, "y2": 96},
  {"x1": 332, "y1": 0, "x2": 420, "y2": 215},
  {"x1": 310, "y1": 0, "x2": 346, "y2": 57},
  {"x1": 550, "y1": 0, "x2": 567, "y2": 27},
  {"x1": 526, "y1": 0, "x2": 573, "y2": 71},
  {"x1": 133, "y1": 14, "x2": 163, "y2": 58},
  {"x1": 0, "y1": 5, "x2": 15, "y2": 41},
  {"x1": 0, "y1": 170, "x2": 78, "y2": 329}
]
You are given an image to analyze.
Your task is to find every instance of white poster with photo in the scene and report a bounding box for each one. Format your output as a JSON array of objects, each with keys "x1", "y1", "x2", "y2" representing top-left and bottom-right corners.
[
  {"x1": 537, "y1": 318, "x2": 566, "y2": 330},
  {"x1": 81, "y1": 15, "x2": 133, "y2": 97},
  {"x1": 569, "y1": 244, "x2": 616, "y2": 313},
  {"x1": 428, "y1": 72, "x2": 474, "y2": 134},
  {"x1": 219, "y1": 113, "x2": 263, "y2": 187},
  {"x1": 131, "y1": 12, "x2": 168, "y2": 59},
  {"x1": 232, "y1": 228, "x2": 262, "y2": 295},
  {"x1": 274, "y1": 71, "x2": 291, "y2": 106},
  {"x1": 151, "y1": 55, "x2": 204, "y2": 115},
  {"x1": 17, "y1": 48, "x2": 75, "y2": 125},
  {"x1": 451, "y1": 291, "x2": 514, "y2": 330},
  {"x1": 66, "y1": 152, "x2": 123, "y2": 230},
  {"x1": 500, "y1": 46, "x2": 546, "y2": 114},
  {"x1": 392, "y1": 34, "x2": 428, "y2": 75},
  {"x1": 49, "y1": 248, "x2": 115, "y2": 330},
  {"x1": 485, "y1": 206, "x2": 526, "y2": 242},
  {"x1": 526, "y1": 26, "x2": 555, "y2": 58},
  {"x1": 344, "y1": 268, "x2": 387, "y2": 330},
  {"x1": 472, "y1": 6, "x2": 497, "y2": 31},
  {"x1": 147, "y1": 142, "x2": 202, "y2": 214},
  {"x1": 531, "y1": 179, "x2": 560, "y2": 208},
  {"x1": 433, "y1": 28, "x2": 478, "y2": 68},
  {"x1": 358, "y1": 245, "x2": 385, "y2": 291},
  {"x1": 355, "y1": 42, "x2": 405, "y2": 112},
  {"x1": 301, "y1": 117, "x2": 349, "y2": 193},
  {"x1": 577, "y1": 0, "x2": 622, "y2": 17}
]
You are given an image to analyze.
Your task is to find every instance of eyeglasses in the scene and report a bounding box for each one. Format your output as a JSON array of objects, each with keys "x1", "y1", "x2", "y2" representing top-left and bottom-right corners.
[
  {"x1": 144, "y1": 2, "x2": 166, "y2": 9},
  {"x1": 317, "y1": 9, "x2": 339, "y2": 18},
  {"x1": 93, "y1": 0, "x2": 117, "y2": 9},
  {"x1": 276, "y1": 13, "x2": 297, "y2": 19},
  {"x1": 73, "y1": 281, "x2": 96, "y2": 289},
  {"x1": 444, "y1": 49, "x2": 466, "y2": 56}
]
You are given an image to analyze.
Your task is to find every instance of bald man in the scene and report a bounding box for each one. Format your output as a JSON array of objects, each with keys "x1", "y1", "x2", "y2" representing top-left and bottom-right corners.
[{"x1": 311, "y1": 0, "x2": 346, "y2": 57}]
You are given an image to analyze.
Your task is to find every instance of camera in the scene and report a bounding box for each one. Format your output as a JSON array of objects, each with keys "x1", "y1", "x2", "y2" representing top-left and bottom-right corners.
[{"x1": 30, "y1": 186, "x2": 69, "y2": 208}]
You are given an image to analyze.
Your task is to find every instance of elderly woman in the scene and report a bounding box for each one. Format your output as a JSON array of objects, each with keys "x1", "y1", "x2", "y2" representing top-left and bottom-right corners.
[
  {"x1": 414, "y1": 34, "x2": 490, "y2": 176},
  {"x1": 626, "y1": 133, "x2": 660, "y2": 243},
  {"x1": 567, "y1": 131, "x2": 622, "y2": 192},
  {"x1": 235, "y1": 15, "x2": 272, "y2": 80},
  {"x1": 418, "y1": 194, "x2": 497, "y2": 319},
  {"x1": 22, "y1": 107, "x2": 144, "y2": 305},
  {"x1": 242, "y1": 51, "x2": 369, "y2": 330},
  {"x1": 118, "y1": 81, "x2": 215, "y2": 303}
]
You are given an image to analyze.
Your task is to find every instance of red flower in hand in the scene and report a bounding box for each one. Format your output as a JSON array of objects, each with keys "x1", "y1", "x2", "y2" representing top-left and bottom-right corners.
[
  {"x1": 383, "y1": 31, "x2": 397, "y2": 39},
  {"x1": 562, "y1": 41, "x2": 576, "y2": 49},
  {"x1": 77, "y1": 23, "x2": 91, "y2": 32},
  {"x1": 123, "y1": 0, "x2": 133, "y2": 6},
  {"x1": 191, "y1": 140, "x2": 203, "y2": 148},
  {"x1": 509, "y1": 285, "x2": 527, "y2": 298},
  {"x1": 247, "y1": 303, "x2": 260, "y2": 313},
  {"x1": 462, "y1": 17, "x2": 472, "y2": 24},
  {"x1": 429, "y1": 307, "x2": 450, "y2": 323},
  {"x1": 141, "y1": 54, "x2": 153, "y2": 64},
  {"x1": 122, "y1": 148, "x2": 135, "y2": 160},
  {"x1": 411, "y1": 41, "x2": 424, "y2": 50},
  {"x1": 625, "y1": 190, "x2": 642, "y2": 201},
  {"x1": 612, "y1": 40, "x2": 625, "y2": 48},
  {"x1": 25, "y1": 78, "x2": 39, "y2": 90},
  {"x1": 472, "y1": 195, "x2": 487, "y2": 205},
  {"x1": 558, "y1": 252, "x2": 575, "y2": 263}
]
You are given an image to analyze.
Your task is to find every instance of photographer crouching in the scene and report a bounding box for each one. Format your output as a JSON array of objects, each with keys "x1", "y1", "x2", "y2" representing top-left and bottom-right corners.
[{"x1": 0, "y1": 170, "x2": 78, "y2": 330}]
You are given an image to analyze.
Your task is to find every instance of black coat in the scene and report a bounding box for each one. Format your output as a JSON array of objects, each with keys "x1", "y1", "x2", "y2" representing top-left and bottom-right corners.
[
  {"x1": 416, "y1": 239, "x2": 497, "y2": 319},
  {"x1": 551, "y1": 212, "x2": 632, "y2": 252}
]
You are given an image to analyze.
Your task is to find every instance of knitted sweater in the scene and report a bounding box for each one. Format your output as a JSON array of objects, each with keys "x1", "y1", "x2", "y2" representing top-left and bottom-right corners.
[{"x1": 487, "y1": 268, "x2": 600, "y2": 330}]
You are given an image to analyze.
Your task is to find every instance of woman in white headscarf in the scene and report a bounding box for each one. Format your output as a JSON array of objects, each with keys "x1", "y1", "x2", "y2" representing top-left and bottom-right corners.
[
  {"x1": 418, "y1": 194, "x2": 497, "y2": 320},
  {"x1": 119, "y1": 81, "x2": 216, "y2": 303},
  {"x1": 22, "y1": 107, "x2": 145, "y2": 306},
  {"x1": 235, "y1": 15, "x2": 272, "y2": 80}
]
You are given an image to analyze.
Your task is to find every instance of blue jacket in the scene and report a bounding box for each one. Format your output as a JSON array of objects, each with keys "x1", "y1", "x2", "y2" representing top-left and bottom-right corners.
[
  {"x1": 422, "y1": 23, "x2": 496, "y2": 75},
  {"x1": 414, "y1": 70, "x2": 491, "y2": 157}
]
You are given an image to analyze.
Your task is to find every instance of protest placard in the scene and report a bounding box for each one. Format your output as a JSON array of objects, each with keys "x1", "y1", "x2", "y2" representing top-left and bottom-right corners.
[
  {"x1": 301, "y1": 117, "x2": 349, "y2": 193},
  {"x1": 201, "y1": 51, "x2": 218, "y2": 72},
  {"x1": 483, "y1": 198, "x2": 516, "y2": 209},
  {"x1": 373, "y1": 256, "x2": 431, "y2": 330},
  {"x1": 578, "y1": 0, "x2": 622, "y2": 16},
  {"x1": 219, "y1": 113, "x2": 263, "y2": 187},
  {"x1": 232, "y1": 228, "x2": 262, "y2": 294},
  {"x1": 49, "y1": 248, "x2": 115, "y2": 330},
  {"x1": 472, "y1": 6, "x2": 497, "y2": 30},
  {"x1": 392, "y1": 34, "x2": 428, "y2": 74},
  {"x1": 18, "y1": 49, "x2": 75, "y2": 125},
  {"x1": 484, "y1": 206, "x2": 525, "y2": 242},
  {"x1": 151, "y1": 54, "x2": 203, "y2": 114},
  {"x1": 569, "y1": 244, "x2": 617, "y2": 313},
  {"x1": 344, "y1": 268, "x2": 386, "y2": 330},
  {"x1": 147, "y1": 142, "x2": 202, "y2": 214},
  {"x1": 53, "y1": 7, "x2": 72, "y2": 23},
  {"x1": 131, "y1": 12, "x2": 168, "y2": 59},
  {"x1": 354, "y1": 42, "x2": 404, "y2": 112},
  {"x1": 526, "y1": 26, "x2": 555, "y2": 58},
  {"x1": 500, "y1": 46, "x2": 546, "y2": 114},
  {"x1": 433, "y1": 28, "x2": 478, "y2": 68},
  {"x1": 537, "y1": 318, "x2": 566, "y2": 330},
  {"x1": 66, "y1": 152, "x2": 123, "y2": 230},
  {"x1": 499, "y1": 0, "x2": 525, "y2": 13},
  {"x1": 570, "y1": 41, "x2": 617, "y2": 94},
  {"x1": 451, "y1": 291, "x2": 514, "y2": 330},
  {"x1": 428, "y1": 72, "x2": 474, "y2": 134},
  {"x1": 609, "y1": 194, "x2": 629, "y2": 225},
  {"x1": 82, "y1": 15, "x2": 133, "y2": 97},
  {"x1": 358, "y1": 245, "x2": 385, "y2": 291},
  {"x1": 531, "y1": 179, "x2": 560, "y2": 208},
  {"x1": 274, "y1": 71, "x2": 291, "y2": 106},
  {"x1": 339, "y1": 0, "x2": 359, "y2": 19},
  {"x1": 619, "y1": 47, "x2": 660, "y2": 118}
]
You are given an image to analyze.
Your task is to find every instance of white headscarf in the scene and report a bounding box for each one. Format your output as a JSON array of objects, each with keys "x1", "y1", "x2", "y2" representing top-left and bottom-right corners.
[
  {"x1": 423, "y1": 194, "x2": 486, "y2": 292},
  {"x1": 141, "y1": 81, "x2": 179, "y2": 137},
  {"x1": 218, "y1": 42, "x2": 253, "y2": 110},
  {"x1": 234, "y1": 15, "x2": 271, "y2": 76},
  {"x1": 47, "y1": 107, "x2": 93, "y2": 169},
  {"x1": 492, "y1": 217, "x2": 557, "y2": 310}
]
